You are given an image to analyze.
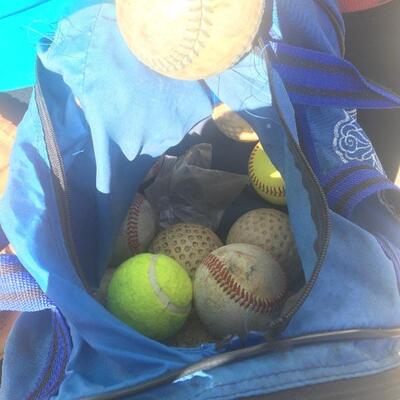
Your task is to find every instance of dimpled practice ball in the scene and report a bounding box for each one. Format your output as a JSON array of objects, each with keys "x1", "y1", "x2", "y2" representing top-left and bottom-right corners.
[
  {"x1": 150, "y1": 224, "x2": 222, "y2": 278},
  {"x1": 227, "y1": 208, "x2": 303, "y2": 283},
  {"x1": 227, "y1": 208, "x2": 295, "y2": 267},
  {"x1": 107, "y1": 253, "x2": 192, "y2": 341},
  {"x1": 116, "y1": 0, "x2": 265, "y2": 80}
]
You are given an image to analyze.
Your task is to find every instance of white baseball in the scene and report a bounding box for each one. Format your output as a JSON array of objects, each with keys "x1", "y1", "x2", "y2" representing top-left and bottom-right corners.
[
  {"x1": 226, "y1": 208, "x2": 302, "y2": 282},
  {"x1": 111, "y1": 193, "x2": 157, "y2": 266},
  {"x1": 116, "y1": 0, "x2": 265, "y2": 80},
  {"x1": 212, "y1": 103, "x2": 259, "y2": 142},
  {"x1": 149, "y1": 223, "x2": 222, "y2": 278},
  {"x1": 194, "y1": 244, "x2": 287, "y2": 338}
]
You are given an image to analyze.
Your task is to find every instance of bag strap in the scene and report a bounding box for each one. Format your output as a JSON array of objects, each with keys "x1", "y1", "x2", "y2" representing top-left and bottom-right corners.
[
  {"x1": 268, "y1": 42, "x2": 400, "y2": 109},
  {"x1": 320, "y1": 161, "x2": 400, "y2": 217}
]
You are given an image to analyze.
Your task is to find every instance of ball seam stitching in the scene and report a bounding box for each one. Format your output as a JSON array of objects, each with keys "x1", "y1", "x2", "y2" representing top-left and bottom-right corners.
[
  {"x1": 248, "y1": 147, "x2": 286, "y2": 199},
  {"x1": 203, "y1": 253, "x2": 286, "y2": 314},
  {"x1": 126, "y1": 195, "x2": 145, "y2": 254},
  {"x1": 142, "y1": 0, "x2": 264, "y2": 75}
]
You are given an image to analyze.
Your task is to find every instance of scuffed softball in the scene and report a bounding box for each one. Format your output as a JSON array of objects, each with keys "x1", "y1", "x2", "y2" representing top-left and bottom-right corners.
[
  {"x1": 116, "y1": 0, "x2": 265, "y2": 80},
  {"x1": 212, "y1": 103, "x2": 259, "y2": 142},
  {"x1": 149, "y1": 223, "x2": 222, "y2": 278}
]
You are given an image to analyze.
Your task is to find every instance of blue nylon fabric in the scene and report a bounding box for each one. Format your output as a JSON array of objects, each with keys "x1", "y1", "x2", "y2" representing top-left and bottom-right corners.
[
  {"x1": 0, "y1": 309, "x2": 71, "y2": 400},
  {"x1": 352, "y1": 194, "x2": 400, "y2": 250},
  {"x1": 38, "y1": 5, "x2": 214, "y2": 286},
  {"x1": 286, "y1": 211, "x2": 400, "y2": 334},
  {"x1": 254, "y1": 65, "x2": 400, "y2": 333},
  {"x1": 274, "y1": 0, "x2": 343, "y2": 56},
  {"x1": 134, "y1": 339, "x2": 400, "y2": 400},
  {"x1": 376, "y1": 235, "x2": 400, "y2": 293},
  {"x1": 266, "y1": 7, "x2": 400, "y2": 333},
  {"x1": 1, "y1": 8, "x2": 216, "y2": 395},
  {"x1": 1, "y1": 1, "x2": 400, "y2": 399}
]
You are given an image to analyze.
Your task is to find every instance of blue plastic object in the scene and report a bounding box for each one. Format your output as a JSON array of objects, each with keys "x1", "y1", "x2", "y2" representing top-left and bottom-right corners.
[{"x1": 0, "y1": 0, "x2": 109, "y2": 91}]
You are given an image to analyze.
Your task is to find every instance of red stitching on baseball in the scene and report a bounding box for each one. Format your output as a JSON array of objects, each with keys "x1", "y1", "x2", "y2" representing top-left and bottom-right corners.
[
  {"x1": 248, "y1": 150, "x2": 286, "y2": 199},
  {"x1": 126, "y1": 194, "x2": 145, "y2": 254},
  {"x1": 203, "y1": 253, "x2": 286, "y2": 314}
]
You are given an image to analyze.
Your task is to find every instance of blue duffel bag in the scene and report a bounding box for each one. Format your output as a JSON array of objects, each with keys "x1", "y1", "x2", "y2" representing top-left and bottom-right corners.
[{"x1": 2, "y1": 1, "x2": 400, "y2": 399}]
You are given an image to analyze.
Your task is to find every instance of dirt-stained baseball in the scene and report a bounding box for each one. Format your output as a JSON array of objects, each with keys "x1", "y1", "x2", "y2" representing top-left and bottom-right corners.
[
  {"x1": 149, "y1": 223, "x2": 222, "y2": 278},
  {"x1": 226, "y1": 208, "x2": 302, "y2": 283},
  {"x1": 194, "y1": 244, "x2": 287, "y2": 338},
  {"x1": 212, "y1": 103, "x2": 259, "y2": 142},
  {"x1": 116, "y1": 0, "x2": 265, "y2": 80},
  {"x1": 111, "y1": 193, "x2": 157, "y2": 266}
]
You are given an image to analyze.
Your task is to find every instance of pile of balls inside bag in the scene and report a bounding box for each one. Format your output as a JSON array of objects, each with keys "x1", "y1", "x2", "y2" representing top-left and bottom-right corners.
[
  {"x1": 92, "y1": 0, "x2": 312, "y2": 347},
  {"x1": 98, "y1": 112, "x2": 303, "y2": 347}
]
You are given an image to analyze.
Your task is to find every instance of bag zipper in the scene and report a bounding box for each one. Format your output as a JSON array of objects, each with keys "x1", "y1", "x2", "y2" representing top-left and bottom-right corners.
[
  {"x1": 268, "y1": 138, "x2": 330, "y2": 333},
  {"x1": 35, "y1": 81, "x2": 89, "y2": 291},
  {"x1": 266, "y1": 58, "x2": 331, "y2": 335},
  {"x1": 84, "y1": 327, "x2": 400, "y2": 400}
]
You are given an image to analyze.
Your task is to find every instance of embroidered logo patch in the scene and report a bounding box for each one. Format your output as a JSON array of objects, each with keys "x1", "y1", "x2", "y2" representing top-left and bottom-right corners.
[{"x1": 333, "y1": 109, "x2": 384, "y2": 174}]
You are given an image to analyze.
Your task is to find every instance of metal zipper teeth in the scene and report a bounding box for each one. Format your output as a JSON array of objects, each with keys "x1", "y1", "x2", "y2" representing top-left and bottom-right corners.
[
  {"x1": 260, "y1": 47, "x2": 331, "y2": 335},
  {"x1": 266, "y1": 62, "x2": 331, "y2": 334},
  {"x1": 34, "y1": 83, "x2": 89, "y2": 291},
  {"x1": 265, "y1": 0, "x2": 350, "y2": 331},
  {"x1": 269, "y1": 138, "x2": 331, "y2": 332}
]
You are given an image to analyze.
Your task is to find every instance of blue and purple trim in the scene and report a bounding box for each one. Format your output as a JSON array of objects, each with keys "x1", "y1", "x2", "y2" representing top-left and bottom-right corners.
[
  {"x1": 268, "y1": 42, "x2": 400, "y2": 109},
  {"x1": 321, "y1": 161, "x2": 400, "y2": 217},
  {"x1": 26, "y1": 309, "x2": 72, "y2": 400}
]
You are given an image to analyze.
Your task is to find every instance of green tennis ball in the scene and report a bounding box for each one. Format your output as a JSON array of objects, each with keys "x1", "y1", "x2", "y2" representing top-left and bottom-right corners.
[{"x1": 107, "y1": 253, "x2": 193, "y2": 341}]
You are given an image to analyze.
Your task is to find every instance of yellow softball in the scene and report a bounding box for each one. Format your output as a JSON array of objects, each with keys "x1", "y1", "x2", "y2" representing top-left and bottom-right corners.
[
  {"x1": 116, "y1": 0, "x2": 265, "y2": 80},
  {"x1": 212, "y1": 103, "x2": 259, "y2": 142},
  {"x1": 248, "y1": 143, "x2": 286, "y2": 205}
]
